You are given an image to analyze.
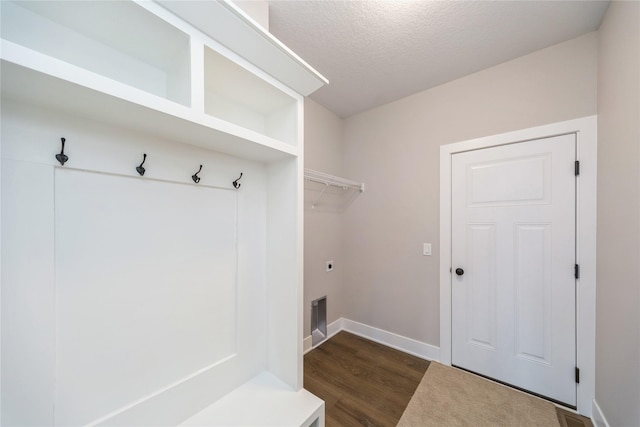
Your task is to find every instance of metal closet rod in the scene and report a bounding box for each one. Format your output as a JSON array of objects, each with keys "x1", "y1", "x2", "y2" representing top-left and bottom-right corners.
[{"x1": 304, "y1": 168, "x2": 365, "y2": 192}]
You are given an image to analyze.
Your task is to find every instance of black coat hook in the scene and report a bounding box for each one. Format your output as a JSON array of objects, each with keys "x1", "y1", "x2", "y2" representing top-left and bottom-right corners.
[
  {"x1": 233, "y1": 173, "x2": 243, "y2": 189},
  {"x1": 192, "y1": 165, "x2": 203, "y2": 183},
  {"x1": 55, "y1": 137, "x2": 68, "y2": 166},
  {"x1": 136, "y1": 153, "x2": 147, "y2": 176}
]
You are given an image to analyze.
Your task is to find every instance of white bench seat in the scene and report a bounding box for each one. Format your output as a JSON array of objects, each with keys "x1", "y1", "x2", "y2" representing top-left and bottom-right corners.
[{"x1": 179, "y1": 372, "x2": 325, "y2": 427}]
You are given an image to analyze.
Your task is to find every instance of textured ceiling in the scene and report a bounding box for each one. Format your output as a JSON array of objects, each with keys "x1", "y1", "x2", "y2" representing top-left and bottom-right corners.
[{"x1": 267, "y1": 1, "x2": 610, "y2": 118}]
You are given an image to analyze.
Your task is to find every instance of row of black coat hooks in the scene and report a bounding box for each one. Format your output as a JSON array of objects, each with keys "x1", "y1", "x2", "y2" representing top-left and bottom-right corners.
[{"x1": 56, "y1": 137, "x2": 244, "y2": 189}]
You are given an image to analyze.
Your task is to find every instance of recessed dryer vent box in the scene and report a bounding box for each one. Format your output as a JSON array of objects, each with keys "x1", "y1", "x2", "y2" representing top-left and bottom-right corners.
[{"x1": 311, "y1": 296, "x2": 327, "y2": 347}]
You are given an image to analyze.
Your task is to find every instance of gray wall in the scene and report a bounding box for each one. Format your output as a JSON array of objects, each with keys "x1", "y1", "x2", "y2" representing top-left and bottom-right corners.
[
  {"x1": 341, "y1": 32, "x2": 598, "y2": 345},
  {"x1": 596, "y1": 2, "x2": 640, "y2": 426},
  {"x1": 303, "y1": 98, "x2": 345, "y2": 339}
]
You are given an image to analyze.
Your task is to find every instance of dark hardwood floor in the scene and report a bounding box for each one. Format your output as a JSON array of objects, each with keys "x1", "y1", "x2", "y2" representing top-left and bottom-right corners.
[
  {"x1": 304, "y1": 331, "x2": 593, "y2": 427},
  {"x1": 303, "y1": 331, "x2": 430, "y2": 427}
]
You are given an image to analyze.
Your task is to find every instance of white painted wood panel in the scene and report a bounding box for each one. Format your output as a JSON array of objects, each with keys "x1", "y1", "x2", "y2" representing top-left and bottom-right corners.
[
  {"x1": 467, "y1": 224, "x2": 497, "y2": 350},
  {"x1": 1, "y1": 160, "x2": 56, "y2": 426},
  {"x1": 515, "y1": 223, "x2": 552, "y2": 365},
  {"x1": 267, "y1": 158, "x2": 303, "y2": 390},
  {"x1": 468, "y1": 155, "x2": 550, "y2": 206},
  {"x1": 54, "y1": 169, "x2": 237, "y2": 425},
  {"x1": 1, "y1": 100, "x2": 273, "y2": 425}
]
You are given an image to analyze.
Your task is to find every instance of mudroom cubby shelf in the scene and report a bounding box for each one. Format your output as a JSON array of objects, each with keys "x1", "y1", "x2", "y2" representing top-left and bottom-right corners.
[
  {"x1": 0, "y1": 0, "x2": 321, "y2": 161},
  {"x1": 1, "y1": 1, "x2": 327, "y2": 426},
  {"x1": 158, "y1": 0, "x2": 329, "y2": 97},
  {"x1": 0, "y1": 55, "x2": 298, "y2": 162},
  {"x1": 1, "y1": 0, "x2": 192, "y2": 107},
  {"x1": 204, "y1": 46, "x2": 299, "y2": 146}
]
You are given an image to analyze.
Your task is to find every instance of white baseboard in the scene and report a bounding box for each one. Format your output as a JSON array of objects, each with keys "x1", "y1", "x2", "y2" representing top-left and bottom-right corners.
[
  {"x1": 303, "y1": 318, "x2": 344, "y2": 354},
  {"x1": 591, "y1": 400, "x2": 610, "y2": 427},
  {"x1": 341, "y1": 319, "x2": 440, "y2": 361},
  {"x1": 304, "y1": 318, "x2": 440, "y2": 362}
]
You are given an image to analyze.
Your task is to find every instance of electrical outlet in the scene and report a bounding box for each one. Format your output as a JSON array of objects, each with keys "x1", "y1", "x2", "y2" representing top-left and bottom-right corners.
[{"x1": 326, "y1": 261, "x2": 334, "y2": 272}]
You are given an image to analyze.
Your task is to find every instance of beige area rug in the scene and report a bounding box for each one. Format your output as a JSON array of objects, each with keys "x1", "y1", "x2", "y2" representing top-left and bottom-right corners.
[{"x1": 398, "y1": 362, "x2": 560, "y2": 427}]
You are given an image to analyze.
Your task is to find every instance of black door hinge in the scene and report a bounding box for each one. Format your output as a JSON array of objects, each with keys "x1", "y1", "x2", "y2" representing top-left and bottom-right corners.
[
  {"x1": 575, "y1": 264, "x2": 580, "y2": 279},
  {"x1": 575, "y1": 367, "x2": 580, "y2": 384},
  {"x1": 575, "y1": 161, "x2": 580, "y2": 176}
]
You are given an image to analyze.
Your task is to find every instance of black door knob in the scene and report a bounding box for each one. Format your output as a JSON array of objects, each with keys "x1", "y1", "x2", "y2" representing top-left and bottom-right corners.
[{"x1": 455, "y1": 268, "x2": 464, "y2": 276}]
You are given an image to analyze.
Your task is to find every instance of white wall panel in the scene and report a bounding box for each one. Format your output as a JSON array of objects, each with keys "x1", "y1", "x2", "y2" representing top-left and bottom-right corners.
[
  {"x1": 1, "y1": 100, "x2": 270, "y2": 425},
  {"x1": 54, "y1": 169, "x2": 237, "y2": 425},
  {"x1": 1, "y1": 160, "x2": 55, "y2": 425}
]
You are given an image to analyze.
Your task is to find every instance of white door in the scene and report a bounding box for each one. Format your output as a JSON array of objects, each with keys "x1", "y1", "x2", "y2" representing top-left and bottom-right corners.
[{"x1": 451, "y1": 134, "x2": 576, "y2": 406}]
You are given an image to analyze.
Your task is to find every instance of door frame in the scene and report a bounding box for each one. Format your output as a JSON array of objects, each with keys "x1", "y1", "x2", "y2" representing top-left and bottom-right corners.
[{"x1": 439, "y1": 116, "x2": 597, "y2": 416}]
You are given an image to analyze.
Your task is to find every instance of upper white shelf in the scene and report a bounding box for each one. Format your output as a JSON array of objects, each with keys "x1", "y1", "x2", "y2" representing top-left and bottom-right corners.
[
  {"x1": 158, "y1": 0, "x2": 329, "y2": 97},
  {"x1": 204, "y1": 45, "x2": 299, "y2": 146},
  {"x1": 0, "y1": 0, "x2": 328, "y2": 163},
  {"x1": 1, "y1": 0, "x2": 192, "y2": 106},
  {"x1": 0, "y1": 43, "x2": 297, "y2": 162}
]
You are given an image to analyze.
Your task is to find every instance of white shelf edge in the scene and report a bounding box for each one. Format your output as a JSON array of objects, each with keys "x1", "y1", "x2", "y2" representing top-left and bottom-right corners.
[
  {"x1": 0, "y1": 40, "x2": 299, "y2": 162},
  {"x1": 157, "y1": 0, "x2": 328, "y2": 97},
  {"x1": 218, "y1": 0, "x2": 329, "y2": 86}
]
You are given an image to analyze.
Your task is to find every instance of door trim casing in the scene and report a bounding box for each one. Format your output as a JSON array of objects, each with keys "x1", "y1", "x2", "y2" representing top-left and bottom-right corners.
[{"x1": 439, "y1": 116, "x2": 597, "y2": 416}]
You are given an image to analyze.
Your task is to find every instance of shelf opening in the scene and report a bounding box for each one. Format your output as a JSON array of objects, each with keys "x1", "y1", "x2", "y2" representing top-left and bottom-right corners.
[
  {"x1": 1, "y1": 1, "x2": 191, "y2": 106},
  {"x1": 204, "y1": 46, "x2": 298, "y2": 146}
]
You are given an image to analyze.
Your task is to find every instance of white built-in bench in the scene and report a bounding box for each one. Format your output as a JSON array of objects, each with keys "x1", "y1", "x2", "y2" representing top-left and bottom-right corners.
[{"x1": 179, "y1": 373, "x2": 325, "y2": 427}]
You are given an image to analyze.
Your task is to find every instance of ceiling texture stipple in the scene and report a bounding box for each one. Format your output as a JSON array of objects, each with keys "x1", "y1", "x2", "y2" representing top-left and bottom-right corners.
[{"x1": 267, "y1": 1, "x2": 610, "y2": 118}]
